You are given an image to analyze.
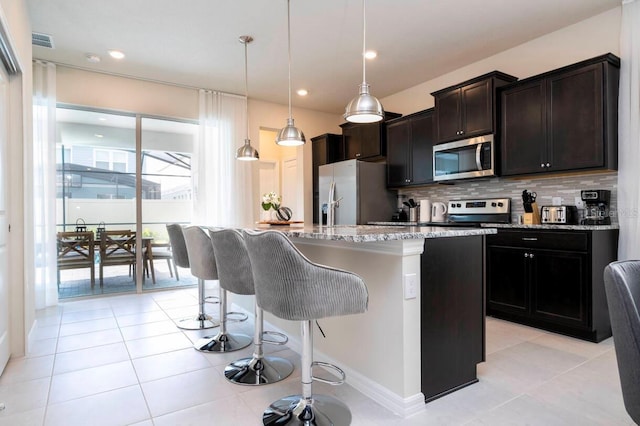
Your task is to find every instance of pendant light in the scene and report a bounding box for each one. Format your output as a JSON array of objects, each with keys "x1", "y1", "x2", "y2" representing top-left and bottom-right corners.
[
  {"x1": 344, "y1": 0, "x2": 384, "y2": 123},
  {"x1": 236, "y1": 35, "x2": 260, "y2": 161},
  {"x1": 275, "y1": 0, "x2": 306, "y2": 146}
]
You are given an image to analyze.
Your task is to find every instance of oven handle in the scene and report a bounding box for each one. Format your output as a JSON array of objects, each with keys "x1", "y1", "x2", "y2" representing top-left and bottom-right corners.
[{"x1": 475, "y1": 143, "x2": 483, "y2": 171}]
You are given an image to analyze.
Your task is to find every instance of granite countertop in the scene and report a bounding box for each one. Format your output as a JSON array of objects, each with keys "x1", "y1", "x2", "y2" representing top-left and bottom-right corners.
[
  {"x1": 482, "y1": 223, "x2": 619, "y2": 231},
  {"x1": 251, "y1": 224, "x2": 496, "y2": 243},
  {"x1": 369, "y1": 221, "x2": 619, "y2": 231}
]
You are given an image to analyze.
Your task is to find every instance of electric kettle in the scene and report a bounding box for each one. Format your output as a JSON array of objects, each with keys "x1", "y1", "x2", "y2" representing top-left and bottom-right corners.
[
  {"x1": 419, "y1": 199, "x2": 432, "y2": 222},
  {"x1": 431, "y1": 202, "x2": 447, "y2": 222}
]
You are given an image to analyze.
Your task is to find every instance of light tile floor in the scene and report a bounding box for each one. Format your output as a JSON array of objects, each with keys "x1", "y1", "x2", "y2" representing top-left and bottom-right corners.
[{"x1": 0, "y1": 287, "x2": 634, "y2": 425}]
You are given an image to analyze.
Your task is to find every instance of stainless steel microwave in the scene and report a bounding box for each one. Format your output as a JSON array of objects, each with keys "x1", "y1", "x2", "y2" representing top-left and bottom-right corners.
[{"x1": 433, "y1": 134, "x2": 495, "y2": 182}]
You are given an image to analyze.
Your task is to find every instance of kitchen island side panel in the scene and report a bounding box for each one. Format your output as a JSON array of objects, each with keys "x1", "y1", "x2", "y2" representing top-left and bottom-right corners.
[
  {"x1": 285, "y1": 239, "x2": 424, "y2": 401},
  {"x1": 421, "y1": 235, "x2": 485, "y2": 401}
]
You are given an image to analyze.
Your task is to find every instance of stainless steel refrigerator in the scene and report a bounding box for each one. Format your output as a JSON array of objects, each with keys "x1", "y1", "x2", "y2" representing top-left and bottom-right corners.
[{"x1": 318, "y1": 159, "x2": 396, "y2": 225}]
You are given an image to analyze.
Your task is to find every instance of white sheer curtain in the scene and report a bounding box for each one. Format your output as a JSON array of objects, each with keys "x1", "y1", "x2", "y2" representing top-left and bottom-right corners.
[
  {"x1": 32, "y1": 61, "x2": 58, "y2": 307},
  {"x1": 618, "y1": 0, "x2": 640, "y2": 260},
  {"x1": 194, "y1": 90, "x2": 254, "y2": 227}
]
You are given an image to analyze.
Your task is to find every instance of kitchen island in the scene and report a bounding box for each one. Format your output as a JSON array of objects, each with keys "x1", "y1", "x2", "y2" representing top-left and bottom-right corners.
[{"x1": 247, "y1": 224, "x2": 496, "y2": 417}]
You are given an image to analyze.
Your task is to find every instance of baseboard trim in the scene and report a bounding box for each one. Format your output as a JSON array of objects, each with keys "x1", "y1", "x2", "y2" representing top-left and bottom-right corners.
[{"x1": 26, "y1": 318, "x2": 38, "y2": 356}]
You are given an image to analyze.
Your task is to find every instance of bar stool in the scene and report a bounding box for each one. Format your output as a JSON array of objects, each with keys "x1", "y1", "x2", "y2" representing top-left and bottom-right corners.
[
  {"x1": 188, "y1": 227, "x2": 251, "y2": 353},
  {"x1": 177, "y1": 225, "x2": 218, "y2": 329},
  {"x1": 244, "y1": 230, "x2": 368, "y2": 425},
  {"x1": 208, "y1": 228, "x2": 294, "y2": 385}
]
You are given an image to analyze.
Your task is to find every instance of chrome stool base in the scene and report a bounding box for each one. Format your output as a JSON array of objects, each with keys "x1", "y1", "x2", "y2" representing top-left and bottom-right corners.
[
  {"x1": 262, "y1": 394, "x2": 351, "y2": 426},
  {"x1": 224, "y1": 355, "x2": 294, "y2": 385},
  {"x1": 194, "y1": 332, "x2": 251, "y2": 353},
  {"x1": 175, "y1": 313, "x2": 218, "y2": 330}
]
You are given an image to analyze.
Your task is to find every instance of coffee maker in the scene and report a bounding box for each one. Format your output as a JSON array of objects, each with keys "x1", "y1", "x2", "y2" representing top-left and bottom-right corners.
[{"x1": 581, "y1": 189, "x2": 611, "y2": 225}]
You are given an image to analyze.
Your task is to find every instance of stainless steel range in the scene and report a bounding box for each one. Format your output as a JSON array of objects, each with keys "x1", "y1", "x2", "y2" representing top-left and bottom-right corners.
[{"x1": 443, "y1": 197, "x2": 511, "y2": 226}]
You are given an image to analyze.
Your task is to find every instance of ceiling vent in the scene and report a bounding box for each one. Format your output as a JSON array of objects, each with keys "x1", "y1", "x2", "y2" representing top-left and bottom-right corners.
[{"x1": 32, "y1": 32, "x2": 54, "y2": 49}]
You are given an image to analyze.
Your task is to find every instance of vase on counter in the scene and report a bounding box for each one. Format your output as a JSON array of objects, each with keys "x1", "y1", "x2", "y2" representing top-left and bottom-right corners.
[{"x1": 275, "y1": 206, "x2": 293, "y2": 221}]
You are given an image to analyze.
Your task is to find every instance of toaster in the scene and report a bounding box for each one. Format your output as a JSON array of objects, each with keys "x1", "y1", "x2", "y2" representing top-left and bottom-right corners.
[{"x1": 540, "y1": 205, "x2": 579, "y2": 224}]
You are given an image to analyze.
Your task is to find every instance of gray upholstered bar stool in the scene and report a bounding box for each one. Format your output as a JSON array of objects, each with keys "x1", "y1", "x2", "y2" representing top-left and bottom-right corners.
[
  {"x1": 208, "y1": 228, "x2": 294, "y2": 385},
  {"x1": 188, "y1": 226, "x2": 251, "y2": 353},
  {"x1": 176, "y1": 225, "x2": 217, "y2": 329},
  {"x1": 244, "y1": 230, "x2": 368, "y2": 426}
]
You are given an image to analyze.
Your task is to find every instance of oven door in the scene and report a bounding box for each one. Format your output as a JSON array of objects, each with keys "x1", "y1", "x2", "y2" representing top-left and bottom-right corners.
[{"x1": 433, "y1": 135, "x2": 494, "y2": 182}]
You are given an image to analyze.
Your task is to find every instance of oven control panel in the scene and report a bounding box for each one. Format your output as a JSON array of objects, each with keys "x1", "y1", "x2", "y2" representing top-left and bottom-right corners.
[{"x1": 448, "y1": 198, "x2": 511, "y2": 215}]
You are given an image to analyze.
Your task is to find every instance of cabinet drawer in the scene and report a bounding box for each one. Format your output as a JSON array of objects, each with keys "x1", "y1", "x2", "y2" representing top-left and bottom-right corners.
[{"x1": 487, "y1": 230, "x2": 588, "y2": 251}]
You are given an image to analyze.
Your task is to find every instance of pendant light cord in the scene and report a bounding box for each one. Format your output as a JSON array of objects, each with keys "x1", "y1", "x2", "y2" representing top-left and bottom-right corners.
[
  {"x1": 362, "y1": 0, "x2": 366, "y2": 84},
  {"x1": 287, "y1": 0, "x2": 293, "y2": 119},
  {"x1": 244, "y1": 39, "x2": 250, "y2": 141}
]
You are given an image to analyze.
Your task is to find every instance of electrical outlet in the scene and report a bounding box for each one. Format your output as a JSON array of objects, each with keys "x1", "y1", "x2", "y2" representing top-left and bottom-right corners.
[
  {"x1": 575, "y1": 196, "x2": 584, "y2": 209},
  {"x1": 404, "y1": 273, "x2": 417, "y2": 300}
]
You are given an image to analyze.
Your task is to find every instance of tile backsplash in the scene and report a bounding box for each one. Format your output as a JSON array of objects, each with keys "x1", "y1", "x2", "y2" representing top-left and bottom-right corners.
[{"x1": 397, "y1": 171, "x2": 618, "y2": 224}]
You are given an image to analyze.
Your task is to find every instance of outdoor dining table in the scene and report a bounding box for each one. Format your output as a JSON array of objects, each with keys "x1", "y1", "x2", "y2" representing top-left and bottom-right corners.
[{"x1": 57, "y1": 232, "x2": 156, "y2": 286}]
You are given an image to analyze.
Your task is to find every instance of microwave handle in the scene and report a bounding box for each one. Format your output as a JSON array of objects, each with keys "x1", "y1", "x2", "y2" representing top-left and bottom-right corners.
[{"x1": 475, "y1": 143, "x2": 483, "y2": 171}]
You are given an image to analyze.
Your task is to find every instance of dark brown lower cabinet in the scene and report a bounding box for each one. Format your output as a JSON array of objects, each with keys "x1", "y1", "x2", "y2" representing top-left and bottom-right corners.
[
  {"x1": 421, "y1": 235, "x2": 484, "y2": 402},
  {"x1": 486, "y1": 228, "x2": 618, "y2": 342}
]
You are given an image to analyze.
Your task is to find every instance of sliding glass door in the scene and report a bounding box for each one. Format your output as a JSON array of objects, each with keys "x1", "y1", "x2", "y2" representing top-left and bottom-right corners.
[
  {"x1": 140, "y1": 117, "x2": 197, "y2": 290},
  {"x1": 55, "y1": 106, "x2": 197, "y2": 298}
]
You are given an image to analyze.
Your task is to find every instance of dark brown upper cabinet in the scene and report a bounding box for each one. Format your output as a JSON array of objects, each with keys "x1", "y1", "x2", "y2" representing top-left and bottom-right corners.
[
  {"x1": 500, "y1": 54, "x2": 619, "y2": 177},
  {"x1": 340, "y1": 112, "x2": 401, "y2": 161},
  {"x1": 431, "y1": 71, "x2": 517, "y2": 144},
  {"x1": 386, "y1": 109, "x2": 434, "y2": 188}
]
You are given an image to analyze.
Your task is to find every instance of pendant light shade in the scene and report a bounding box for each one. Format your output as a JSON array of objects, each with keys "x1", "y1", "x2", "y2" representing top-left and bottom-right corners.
[
  {"x1": 344, "y1": 0, "x2": 384, "y2": 123},
  {"x1": 236, "y1": 138, "x2": 259, "y2": 161},
  {"x1": 276, "y1": 117, "x2": 305, "y2": 147},
  {"x1": 236, "y1": 35, "x2": 259, "y2": 161},
  {"x1": 276, "y1": 0, "x2": 305, "y2": 146}
]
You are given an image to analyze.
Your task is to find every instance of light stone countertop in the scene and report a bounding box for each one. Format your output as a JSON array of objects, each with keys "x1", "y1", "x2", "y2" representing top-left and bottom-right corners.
[
  {"x1": 482, "y1": 223, "x2": 619, "y2": 231},
  {"x1": 369, "y1": 221, "x2": 619, "y2": 231},
  {"x1": 251, "y1": 224, "x2": 496, "y2": 243}
]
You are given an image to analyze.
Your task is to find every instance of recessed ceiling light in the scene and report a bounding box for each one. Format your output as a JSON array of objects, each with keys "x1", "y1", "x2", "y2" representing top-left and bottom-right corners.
[
  {"x1": 94, "y1": 134, "x2": 103, "y2": 138},
  {"x1": 297, "y1": 89, "x2": 308, "y2": 96},
  {"x1": 364, "y1": 50, "x2": 377, "y2": 59},
  {"x1": 85, "y1": 53, "x2": 101, "y2": 63},
  {"x1": 108, "y1": 50, "x2": 125, "y2": 60}
]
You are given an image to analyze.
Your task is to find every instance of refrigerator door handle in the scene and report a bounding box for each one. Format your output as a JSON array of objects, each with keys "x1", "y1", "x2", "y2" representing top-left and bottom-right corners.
[{"x1": 327, "y1": 181, "x2": 336, "y2": 227}]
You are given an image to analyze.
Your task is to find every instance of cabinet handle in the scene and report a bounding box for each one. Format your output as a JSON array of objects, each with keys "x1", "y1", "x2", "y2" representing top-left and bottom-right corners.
[
  {"x1": 540, "y1": 163, "x2": 545, "y2": 168},
  {"x1": 529, "y1": 253, "x2": 535, "y2": 258},
  {"x1": 524, "y1": 253, "x2": 529, "y2": 258},
  {"x1": 546, "y1": 163, "x2": 550, "y2": 167},
  {"x1": 356, "y1": 153, "x2": 361, "y2": 157},
  {"x1": 522, "y1": 237, "x2": 538, "y2": 241}
]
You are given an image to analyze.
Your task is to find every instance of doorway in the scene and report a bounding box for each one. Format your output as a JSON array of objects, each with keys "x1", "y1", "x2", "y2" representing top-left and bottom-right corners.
[{"x1": 257, "y1": 128, "x2": 300, "y2": 219}]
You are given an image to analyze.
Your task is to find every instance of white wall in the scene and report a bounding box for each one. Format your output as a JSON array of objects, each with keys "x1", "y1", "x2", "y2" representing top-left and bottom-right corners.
[
  {"x1": 382, "y1": 7, "x2": 622, "y2": 115},
  {"x1": 56, "y1": 67, "x2": 200, "y2": 120},
  {"x1": 0, "y1": 0, "x2": 33, "y2": 357}
]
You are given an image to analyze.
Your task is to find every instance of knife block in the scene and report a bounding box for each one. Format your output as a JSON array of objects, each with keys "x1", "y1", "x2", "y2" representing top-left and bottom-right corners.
[{"x1": 522, "y1": 202, "x2": 541, "y2": 224}]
